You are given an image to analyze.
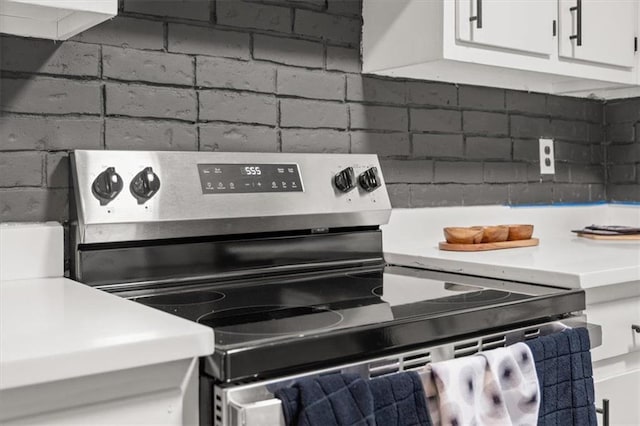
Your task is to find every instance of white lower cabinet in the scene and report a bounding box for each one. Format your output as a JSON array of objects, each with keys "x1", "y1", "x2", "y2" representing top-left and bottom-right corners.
[
  {"x1": 594, "y1": 365, "x2": 640, "y2": 426},
  {"x1": 0, "y1": 358, "x2": 199, "y2": 425},
  {"x1": 587, "y1": 293, "x2": 640, "y2": 425}
]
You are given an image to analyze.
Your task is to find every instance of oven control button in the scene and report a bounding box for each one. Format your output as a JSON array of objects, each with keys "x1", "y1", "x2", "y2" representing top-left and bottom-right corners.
[
  {"x1": 92, "y1": 167, "x2": 123, "y2": 205},
  {"x1": 130, "y1": 167, "x2": 161, "y2": 203},
  {"x1": 334, "y1": 167, "x2": 356, "y2": 192},
  {"x1": 358, "y1": 167, "x2": 381, "y2": 192}
]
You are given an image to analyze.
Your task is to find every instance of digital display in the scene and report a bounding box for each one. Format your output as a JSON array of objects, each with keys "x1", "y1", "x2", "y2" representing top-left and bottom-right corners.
[
  {"x1": 241, "y1": 166, "x2": 262, "y2": 176},
  {"x1": 197, "y1": 163, "x2": 303, "y2": 194}
]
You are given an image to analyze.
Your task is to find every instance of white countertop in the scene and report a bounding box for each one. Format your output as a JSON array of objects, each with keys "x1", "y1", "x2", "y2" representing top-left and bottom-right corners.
[
  {"x1": 383, "y1": 204, "x2": 640, "y2": 289},
  {"x1": 0, "y1": 277, "x2": 214, "y2": 390}
]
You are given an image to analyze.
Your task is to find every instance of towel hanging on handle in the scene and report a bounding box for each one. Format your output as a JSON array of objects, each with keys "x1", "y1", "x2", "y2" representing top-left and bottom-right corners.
[
  {"x1": 419, "y1": 342, "x2": 539, "y2": 426},
  {"x1": 525, "y1": 327, "x2": 597, "y2": 426},
  {"x1": 274, "y1": 371, "x2": 432, "y2": 426}
]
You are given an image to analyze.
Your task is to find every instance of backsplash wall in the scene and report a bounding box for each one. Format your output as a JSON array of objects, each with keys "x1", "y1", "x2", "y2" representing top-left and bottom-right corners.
[
  {"x1": 604, "y1": 97, "x2": 640, "y2": 202},
  {"x1": 0, "y1": 0, "x2": 615, "y2": 222}
]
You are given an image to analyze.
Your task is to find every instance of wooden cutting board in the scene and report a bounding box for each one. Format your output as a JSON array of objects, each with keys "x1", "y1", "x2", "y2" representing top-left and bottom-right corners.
[
  {"x1": 439, "y1": 238, "x2": 539, "y2": 252},
  {"x1": 577, "y1": 233, "x2": 640, "y2": 240}
]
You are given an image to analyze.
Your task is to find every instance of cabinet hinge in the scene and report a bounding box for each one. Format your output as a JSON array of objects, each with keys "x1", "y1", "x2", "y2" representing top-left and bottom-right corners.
[{"x1": 635, "y1": 37, "x2": 638, "y2": 53}]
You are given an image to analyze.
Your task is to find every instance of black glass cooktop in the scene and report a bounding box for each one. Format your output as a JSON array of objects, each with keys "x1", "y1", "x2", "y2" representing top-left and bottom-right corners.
[{"x1": 130, "y1": 265, "x2": 584, "y2": 382}]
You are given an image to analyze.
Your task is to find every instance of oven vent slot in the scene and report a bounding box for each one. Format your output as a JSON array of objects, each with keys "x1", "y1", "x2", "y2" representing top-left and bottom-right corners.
[
  {"x1": 453, "y1": 340, "x2": 480, "y2": 358},
  {"x1": 368, "y1": 348, "x2": 432, "y2": 378},
  {"x1": 400, "y1": 351, "x2": 432, "y2": 371},
  {"x1": 480, "y1": 334, "x2": 507, "y2": 351},
  {"x1": 524, "y1": 328, "x2": 541, "y2": 340},
  {"x1": 214, "y1": 388, "x2": 224, "y2": 426}
]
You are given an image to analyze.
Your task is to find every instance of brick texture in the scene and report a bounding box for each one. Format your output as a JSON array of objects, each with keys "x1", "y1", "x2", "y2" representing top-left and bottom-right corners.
[
  {"x1": 347, "y1": 75, "x2": 405, "y2": 104},
  {"x1": 277, "y1": 68, "x2": 344, "y2": 100},
  {"x1": 412, "y1": 134, "x2": 463, "y2": 158},
  {"x1": 605, "y1": 98, "x2": 640, "y2": 202},
  {"x1": 200, "y1": 123, "x2": 278, "y2": 152},
  {"x1": 326, "y1": 46, "x2": 360, "y2": 73},
  {"x1": 217, "y1": 1, "x2": 291, "y2": 33},
  {"x1": 0, "y1": 152, "x2": 44, "y2": 187},
  {"x1": 199, "y1": 91, "x2": 277, "y2": 125},
  {"x1": 281, "y1": 99, "x2": 347, "y2": 129},
  {"x1": 253, "y1": 35, "x2": 323, "y2": 68},
  {"x1": 411, "y1": 109, "x2": 461, "y2": 133},
  {"x1": 168, "y1": 24, "x2": 250, "y2": 59},
  {"x1": 281, "y1": 129, "x2": 349, "y2": 153},
  {"x1": 0, "y1": 0, "x2": 634, "y2": 223},
  {"x1": 72, "y1": 17, "x2": 164, "y2": 50},
  {"x1": 105, "y1": 119, "x2": 197, "y2": 150},
  {"x1": 350, "y1": 105, "x2": 407, "y2": 131},
  {"x1": 350, "y1": 132, "x2": 410, "y2": 157},
  {"x1": 106, "y1": 83, "x2": 197, "y2": 121},
  {"x1": 1, "y1": 78, "x2": 101, "y2": 114},
  {"x1": 103, "y1": 46, "x2": 194, "y2": 85},
  {"x1": 294, "y1": 10, "x2": 360, "y2": 45},
  {"x1": 0, "y1": 37, "x2": 99, "y2": 77},
  {"x1": 124, "y1": 0, "x2": 211, "y2": 21},
  {"x1": 197, "y1": 57, "x2": 276, "y2": 92},
  {"x1": 0, "y1": 117, "x2": 103, "y2": 151}
]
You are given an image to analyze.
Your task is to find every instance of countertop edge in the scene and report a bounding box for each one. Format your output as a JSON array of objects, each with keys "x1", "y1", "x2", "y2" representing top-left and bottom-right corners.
[
  {"x1": 383, "y1": 251, "x2": 640, "y2": 289},
  {"x1": 0, "y1": 277, "x2": 215, "y2": 391}
]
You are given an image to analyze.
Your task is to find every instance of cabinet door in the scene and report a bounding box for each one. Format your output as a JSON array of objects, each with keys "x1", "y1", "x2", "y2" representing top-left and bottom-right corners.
[
  {"x1": 559, "y1": 0, "x2": 637, "y2": 68},
  {"x1": 457, "y1": 0, "x2": 555, "y2": 56},
  {"x1": 595, "y1": 368, "x2": 640, "y2": 426}
]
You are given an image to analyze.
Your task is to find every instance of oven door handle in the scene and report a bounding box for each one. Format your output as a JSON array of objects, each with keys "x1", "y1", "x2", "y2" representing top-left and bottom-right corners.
[
  {"x1": 557, "y1": 320, "x2": 602, "y2": 349},
  {"x1": 228, "y1": 398, "x2": 285, "y2": 426},
  {"x1": 224, "y1": 320, "x2": 602, "y2": 426}
]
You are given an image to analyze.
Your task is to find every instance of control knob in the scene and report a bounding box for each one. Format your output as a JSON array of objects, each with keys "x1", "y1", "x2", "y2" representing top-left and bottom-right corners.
[
  {"x1": 334, "y1": 167, "x2": 356, "y2": 193},
  {"x1": 92, "y1": 167, "x2": 123, "y2": 205},
  {"x1": 130, "y1": 167, "x2": 161, "y2": 203},
  {"x1": 358, "y1": 167, "x2": 381, "y2": 192}
]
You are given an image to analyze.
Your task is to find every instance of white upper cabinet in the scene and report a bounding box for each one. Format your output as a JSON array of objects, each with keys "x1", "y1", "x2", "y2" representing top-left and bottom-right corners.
[
  {"x1": 559, "y1": 0, "x2": 637, "y2": 68},
  {"x1": 362, "y1": 0, "x2": 640, "y2": 98},
  {"x1": 457, "y1": 0, "x2": 555, "y2": 56},
  {"x1": 0, "y1": 0, "x2": 117, "y2": 40}
]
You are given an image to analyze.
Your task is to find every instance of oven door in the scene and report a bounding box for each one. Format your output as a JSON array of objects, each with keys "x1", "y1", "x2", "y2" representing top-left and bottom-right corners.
[{"x1": 211, "y1": 318, "x2": 601, "y2": 426}]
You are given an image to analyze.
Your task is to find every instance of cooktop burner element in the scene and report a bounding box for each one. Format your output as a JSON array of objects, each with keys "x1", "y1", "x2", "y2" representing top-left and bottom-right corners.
[{"x1": 197, "y1": 305, "x2": 344, "y2": 335}]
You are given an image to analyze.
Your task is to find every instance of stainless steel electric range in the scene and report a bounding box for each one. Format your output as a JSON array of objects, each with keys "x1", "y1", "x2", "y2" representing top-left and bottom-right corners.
[{"x1": 69, "y1": 150, "x2": 595, "y2": 426}]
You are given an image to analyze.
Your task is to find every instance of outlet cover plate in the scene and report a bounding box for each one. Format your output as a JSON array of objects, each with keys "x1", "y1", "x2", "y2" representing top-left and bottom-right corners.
[{"x1": 539, "y1": 138, "x2": 555, "y2": 174}]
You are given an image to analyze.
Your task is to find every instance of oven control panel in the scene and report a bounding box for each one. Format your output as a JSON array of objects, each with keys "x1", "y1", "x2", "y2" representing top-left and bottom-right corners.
[
  {"x1": 197, "y1": 164, "x2": 303, "y2": 194},
  {"x1": 71, "y1": 151, "x2": 391, "y2": 243}
]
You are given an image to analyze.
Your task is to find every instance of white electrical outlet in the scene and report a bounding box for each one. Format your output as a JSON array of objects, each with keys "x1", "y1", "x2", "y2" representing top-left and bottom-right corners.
[{"x1": 539, "y1": 138, "x2": 555, "y2": 174}]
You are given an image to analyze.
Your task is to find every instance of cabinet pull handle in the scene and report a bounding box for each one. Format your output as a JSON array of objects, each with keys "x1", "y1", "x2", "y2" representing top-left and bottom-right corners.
[
  {"x1": 632, "y1": 324, "x2": 640, "y2": 333},
  {"x1": 596, "y1": 398, "x2": 609, "y2": 426},
  {"x1": 469, "y1": 0, "x2": 483, "y2": 29},
  {"x1": 569, "y1": 0, "x2": 582, "y2": 46}
]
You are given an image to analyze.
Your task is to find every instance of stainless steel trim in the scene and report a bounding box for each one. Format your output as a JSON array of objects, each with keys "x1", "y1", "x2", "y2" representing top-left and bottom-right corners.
[
  {"x1": 71, "y1": 151, "x2": 392, "y2": 244},
  {"x1": 215, "y1": 318, "x2": 601, "y2": 426}
]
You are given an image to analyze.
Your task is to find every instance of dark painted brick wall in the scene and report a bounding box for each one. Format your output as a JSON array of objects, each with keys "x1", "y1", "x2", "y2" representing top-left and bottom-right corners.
[
  {"x1": 0, "y1": 0, "x2": 631, "y2": 223},
  {"x1": 604, "y1": 97, "x2": 640, "y2": 202}
]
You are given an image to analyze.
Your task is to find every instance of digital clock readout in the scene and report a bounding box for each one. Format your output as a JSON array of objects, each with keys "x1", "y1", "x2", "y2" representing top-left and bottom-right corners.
[
  {"x1": 241, "y1": 166, "x2": 262, "y2": 176},
  {"x1": 198, "y1": 163, "x2": 303, "y2": 194}
]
